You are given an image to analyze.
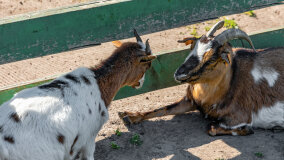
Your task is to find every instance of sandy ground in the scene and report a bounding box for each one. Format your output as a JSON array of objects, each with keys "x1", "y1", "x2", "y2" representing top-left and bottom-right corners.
[
  {"x1": 0, "y1": 1, "x2": 284, "y2": 160},
  {"x1": 0, "y1": 0, "x2": 91, "y2": 19}
]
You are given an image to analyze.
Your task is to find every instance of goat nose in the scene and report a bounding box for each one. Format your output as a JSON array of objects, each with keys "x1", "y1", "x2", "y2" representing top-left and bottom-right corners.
[{"x1": 177, "y1": 67, "x2": 186, "y2": 75}]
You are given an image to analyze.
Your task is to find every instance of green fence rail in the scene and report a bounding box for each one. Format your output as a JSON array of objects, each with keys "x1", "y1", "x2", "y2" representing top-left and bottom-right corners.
[
  {"x1": 1, "y1": 26, "x2": 284, "y2": 105},
  {"x1": 0, "y1": 0, "x2": 282, "y2": 64}
]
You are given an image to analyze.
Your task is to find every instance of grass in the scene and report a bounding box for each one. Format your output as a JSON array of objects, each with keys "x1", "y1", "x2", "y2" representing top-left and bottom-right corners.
[
  {"x1": 110, "y1": 142, "x2": 120, "y2": 149},
  {"x1": 115, "y1": 128, "x2": 121, "y2": 136},
  {"x1": 130, "y1": 134, "x2": 143, "y2": 146},
  {"x1": 244, "y1": 10, "x2": 256, "y2": 17},
  {"x1": 190, "y1": 28, "x2": 198, "y2": 37},
  {"x1": 255, "y1": 152, "x2": 264, "y2": 158},
  {"x1": 224, "y1": 19, "x2": 238, "y2": 29},
  {"x1": 205, "y1": 26, "x2": 211, "y2": 32},
  {"x1": 185, "y1": 24, "x2": 203, "y2": 38}
]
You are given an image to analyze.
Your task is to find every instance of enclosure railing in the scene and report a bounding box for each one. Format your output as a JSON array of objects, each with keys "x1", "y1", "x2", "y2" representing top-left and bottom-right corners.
[{"x1": 0, "y1": 0, "x2": 283, "y2": 104}]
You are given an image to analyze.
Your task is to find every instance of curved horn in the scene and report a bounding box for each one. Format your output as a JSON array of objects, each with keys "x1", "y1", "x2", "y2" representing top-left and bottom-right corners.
[
  {"x1": 214, "y1": 29, "x2": 256, "y2": 52},
  {"x1": 206, "y1": 20, "x2": 225, "y2": 37},
  {"x1": 145, "y1": 39, "x2": 152, "y2": 55},
  {"x1": 133, "y1": 29, "x2": 142, "y2": 43}
]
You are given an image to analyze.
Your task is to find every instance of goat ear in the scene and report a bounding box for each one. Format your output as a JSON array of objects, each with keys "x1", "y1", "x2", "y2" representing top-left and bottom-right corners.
[
  {"x1": 177, "y1": 37, "x2": 197, "y2": 46},
  {"x1": 221, "y1": 53, "x2": 230, "y2": 64},
  {"x1": 139, "y1": 55, "x2": 156, "y2": 64},
  {"x1": 184, "y1": 40, "x2": 195, "y2": 46},
  {"x1": 112, "y1": 40, "x2": 122, "y2": 48}
]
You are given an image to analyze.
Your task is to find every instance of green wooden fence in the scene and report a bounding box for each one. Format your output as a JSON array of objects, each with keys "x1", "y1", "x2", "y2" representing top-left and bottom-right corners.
[{"x1": 0, "y1": 0, "x2": 283, "y2": 105}]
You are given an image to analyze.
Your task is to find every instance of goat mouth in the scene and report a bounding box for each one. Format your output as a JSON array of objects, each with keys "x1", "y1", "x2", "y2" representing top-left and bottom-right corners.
[
  {"x1": 175, "y1": 75, "x2": 188, "y2": 83},
  {"x1": 175, "y1": 74, "x2": 199, "y2": 83},
  {"x1": 181, "y1": 77, "x2": 199, "y2": 83},
  {"x1": 179, "y1": 79, "x2": 188, "y2": 83}
]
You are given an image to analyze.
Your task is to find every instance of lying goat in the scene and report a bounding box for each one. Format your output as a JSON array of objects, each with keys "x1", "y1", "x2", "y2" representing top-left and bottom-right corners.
[
  {"x1": 0, "y1": 29, "x2": 156, "y2": 160},
  {"x1": 119, "y1": 21, "x2": 284, "y2": 136}
]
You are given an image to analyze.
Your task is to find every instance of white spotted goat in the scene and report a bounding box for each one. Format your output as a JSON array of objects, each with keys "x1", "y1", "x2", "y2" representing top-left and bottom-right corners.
[{"x1": 0, "y1": 29, "x2": 156, "y2": 160}]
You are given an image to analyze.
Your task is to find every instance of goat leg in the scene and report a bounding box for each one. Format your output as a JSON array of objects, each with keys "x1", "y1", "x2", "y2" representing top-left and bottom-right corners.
[
  {"x1": 118, "y1": 96, "x2": 195, "y2": 124},
  {"x1": 207, "y1": 122, "x2": 254, "y2": 136}
]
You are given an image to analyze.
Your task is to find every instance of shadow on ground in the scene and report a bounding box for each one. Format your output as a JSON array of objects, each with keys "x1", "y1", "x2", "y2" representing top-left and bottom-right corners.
[{"x1": 95, "y1": 112, "x2": 284, "y2": 160}]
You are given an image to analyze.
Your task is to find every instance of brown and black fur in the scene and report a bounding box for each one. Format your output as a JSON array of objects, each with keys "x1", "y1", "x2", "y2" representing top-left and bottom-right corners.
[{"x1": 119, "y1": 45, "x2": 284, "y2": 136}]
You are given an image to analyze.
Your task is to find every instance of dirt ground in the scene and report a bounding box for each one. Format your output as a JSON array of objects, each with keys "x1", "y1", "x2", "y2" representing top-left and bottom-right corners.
[{"x1": 0, "y1": 1, "x2": 284, "y2": 160}]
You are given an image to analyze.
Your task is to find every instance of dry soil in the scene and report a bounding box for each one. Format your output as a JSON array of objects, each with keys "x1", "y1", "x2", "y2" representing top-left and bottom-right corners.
[{"x1": 0, "y1": 1, "x2": 284, "y2": 160}]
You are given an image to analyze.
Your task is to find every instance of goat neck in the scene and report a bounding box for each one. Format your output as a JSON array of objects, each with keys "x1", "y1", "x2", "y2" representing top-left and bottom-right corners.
[
  {"x1": 91, "y1": 58, "x2": 129, "y2": 107},
  {"x1": 191, "y1": 62, "x2": 233, "y2": 107}
]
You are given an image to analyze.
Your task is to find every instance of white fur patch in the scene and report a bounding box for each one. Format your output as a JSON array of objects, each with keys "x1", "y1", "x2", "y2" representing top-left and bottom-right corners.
[
  {"x1": 232, "y1": 132, "x2": 238, "y2": 136},
  {"x1": 0, "y1": 67, "x2": 109, "y2": 160},
  {"x1": 251, "y1": 65, "x2": 279, "y2": 87},
  {"x1": 138, "y1": 41, "x2": 146, "y2": 51},
  {"x1": 185, "y1": 40, "x2": 212, "y2": 62},
  {"x1": 220, "y1": 123, "x2": 249, "y2": 130},
  {"x1": 135, "y1": 74, "x2": 145, "y2": 89},
  {"x1": 252, "y1": 102, "x2": 284, "y2": 129}
]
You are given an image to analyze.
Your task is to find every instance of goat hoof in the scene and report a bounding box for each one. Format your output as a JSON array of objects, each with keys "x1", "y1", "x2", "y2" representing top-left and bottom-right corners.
[
  {"x1": 245, "y1": 126, "x2": 254, "y2": 135},
  {"x1": 118, "y1": 112, "x2": 127, "y2": 118},
  {"x1": 207, "y1": 127, "x2": 217, "y2": 136},
  {"x1": 207, "y1": 123, "x2": 218, "y2": 136},
  {"x1": 118, "y1": 112, "x2": 132, "y2": 125},
  {"x1": 123, "y1": 116, "x2": 133, "y2": 125},
  {"x1": 208, "y1": 128, "x2": 217, "y2": 136}
]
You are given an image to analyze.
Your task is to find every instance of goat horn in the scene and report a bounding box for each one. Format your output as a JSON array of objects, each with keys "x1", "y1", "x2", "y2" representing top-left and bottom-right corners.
[
  {"x1": 145, "y1": 39, "x2": 152, "y2": 55},
  {"x1": 206, "y1": 20, "x2": 225, "y2": 37},
  {"x1": 133, "y1": 29, "x2": 142, "y2": 43},
  {"x1": 214, "y1": 29, "x2": 256, "y2": 52},
  {"x1": 177, "y1": 37, "x2": 197, "y2": 43}
]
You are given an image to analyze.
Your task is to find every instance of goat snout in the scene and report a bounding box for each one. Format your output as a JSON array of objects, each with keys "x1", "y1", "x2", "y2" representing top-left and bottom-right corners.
[
  {"x1": 174, "y1": 66, "x2": 187, "y2": 81},
  {"x1": 174, "y1": 65, "x2": 195, "y2": 82}
]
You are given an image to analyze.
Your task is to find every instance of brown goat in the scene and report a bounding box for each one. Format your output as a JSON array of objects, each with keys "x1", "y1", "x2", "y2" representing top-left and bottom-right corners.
[{"x1": 119, "y1": 21, "x2": 284, "y2": 136}]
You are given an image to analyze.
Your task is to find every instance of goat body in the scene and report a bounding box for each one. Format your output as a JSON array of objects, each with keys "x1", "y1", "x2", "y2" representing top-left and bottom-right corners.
[
  {"x1": 120, "y1": 47, "x2": 284, "y2": 136},
  {"x1": 119, "y1": 42, "x2": 284, "y2": 136},
  {"x1": 0, "y1": 68, "x2": 108, "y2": 160},
  {"x1": 193, "y1": 47, "x2": 284, "y2": 134},
  {"x1": 224, "y1": 48, "x2": 284, "y2": 129},
  {"x1": 0, "y1": 30, "x2": 155, "y2": 159},
  {"x1": 119, "y1": 23, "x2": 284, "y2": 136}
]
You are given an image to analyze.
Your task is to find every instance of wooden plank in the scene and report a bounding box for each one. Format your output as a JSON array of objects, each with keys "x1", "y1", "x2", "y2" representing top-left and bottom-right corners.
[
  {"x1": 1, "y1": 26, "x2": 284, "y2": 105},
  {"x1": 0, "y1": 0, "x2": 282, "y2": 64}
]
